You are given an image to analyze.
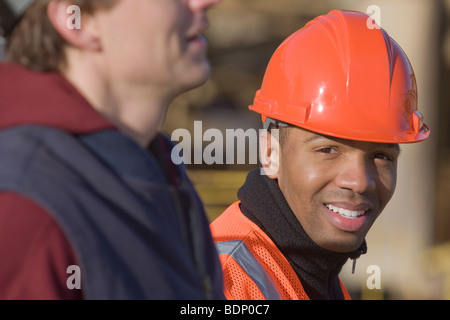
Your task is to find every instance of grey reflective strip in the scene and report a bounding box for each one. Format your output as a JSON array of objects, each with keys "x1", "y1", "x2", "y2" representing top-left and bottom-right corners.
[
  {"x1": 4, "y1": 0, "x2": 34, "y2": 16},
  {"x1": 216, "y1": 240, "x2": 282, "y2": 300},
  {"x1": 263, "y1": 117, "x2": 290, "y2": 130}
]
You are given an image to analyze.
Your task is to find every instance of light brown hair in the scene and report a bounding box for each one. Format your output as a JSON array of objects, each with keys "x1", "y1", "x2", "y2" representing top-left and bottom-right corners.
[{"x1": 6, "y1": 0, "x2": 116, "y2": 72}]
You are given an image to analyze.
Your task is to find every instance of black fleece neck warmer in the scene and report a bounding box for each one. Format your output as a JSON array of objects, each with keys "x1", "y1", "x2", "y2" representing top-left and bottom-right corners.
[{"x1": 238, "y1": 168, "x2": 367, "y2": 300}]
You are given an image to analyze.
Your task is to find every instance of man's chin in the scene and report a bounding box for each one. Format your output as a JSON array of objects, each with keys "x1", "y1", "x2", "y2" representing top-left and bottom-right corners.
[
  {"x1": 178, "y1": 64, "x2": 211, "y2": 94},
  {"x1": 316, "y1": 231, "x2": 366, "y2": 254}
]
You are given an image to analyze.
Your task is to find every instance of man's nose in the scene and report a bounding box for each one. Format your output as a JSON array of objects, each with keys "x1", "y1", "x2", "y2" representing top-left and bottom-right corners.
[{"x1": 335, "y1": 156, "x2": 377, "y2": 194}]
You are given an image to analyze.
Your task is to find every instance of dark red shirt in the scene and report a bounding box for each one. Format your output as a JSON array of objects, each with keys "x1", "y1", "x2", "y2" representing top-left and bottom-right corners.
[
  {"x1": 0, "y1": 193, "x2": 83, "y2": 299},
  {"x1": 0, "y1": 63, "x2": 115, "y2": 299}
]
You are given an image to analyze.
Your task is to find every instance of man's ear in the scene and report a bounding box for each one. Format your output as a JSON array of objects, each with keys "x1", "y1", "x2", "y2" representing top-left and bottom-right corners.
[
  {"x1": 259, "y1": 128, "x2": 280, "y2": 179},
  {"x1": 47, "y1": 1, "x2": 101, "y2": 51}
]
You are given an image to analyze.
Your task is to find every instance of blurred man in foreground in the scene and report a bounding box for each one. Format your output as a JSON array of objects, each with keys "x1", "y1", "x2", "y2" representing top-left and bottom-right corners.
[{"x1": 0, "y1": 0, "x2": 224, "y2": 299}]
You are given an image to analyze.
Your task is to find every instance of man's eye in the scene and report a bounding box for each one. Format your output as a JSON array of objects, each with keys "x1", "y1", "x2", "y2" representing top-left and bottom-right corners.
[
  {"x1": 373, "y1": 153, "x2": 392, "y2": 161},
  {"x1": 318, "y1": 147, "x2": 337, "y2": 154}
]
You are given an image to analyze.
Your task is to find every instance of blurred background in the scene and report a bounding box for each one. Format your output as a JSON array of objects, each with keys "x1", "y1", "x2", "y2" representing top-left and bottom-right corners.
[{"x1": 164, "y1": 0, "x2": 450, "y2": 300}]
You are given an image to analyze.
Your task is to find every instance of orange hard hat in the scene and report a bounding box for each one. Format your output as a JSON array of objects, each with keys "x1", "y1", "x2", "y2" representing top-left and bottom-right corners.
[{"x1": 249, "y1": 9, "x2": 430, "y2": 143}]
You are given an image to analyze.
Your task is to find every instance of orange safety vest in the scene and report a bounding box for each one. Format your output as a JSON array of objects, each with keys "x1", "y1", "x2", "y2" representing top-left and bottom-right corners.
[{"x1": 210, "y1": 201, "x2": 352, "y2": 300}]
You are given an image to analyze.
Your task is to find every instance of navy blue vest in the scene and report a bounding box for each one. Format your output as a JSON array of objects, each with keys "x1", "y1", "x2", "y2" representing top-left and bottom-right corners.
[{"x1": 0, "y1": 125, "x2": 224, "y2": 299}]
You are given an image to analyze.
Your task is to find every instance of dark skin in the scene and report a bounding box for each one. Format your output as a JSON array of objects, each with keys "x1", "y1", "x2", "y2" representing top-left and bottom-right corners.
[{"x1": 261, "y1": 126, "x2": 400, "y2": 253}]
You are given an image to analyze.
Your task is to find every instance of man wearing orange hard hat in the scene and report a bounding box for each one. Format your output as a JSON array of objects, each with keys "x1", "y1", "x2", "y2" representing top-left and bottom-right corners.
[{"x1": 210, "y1": 9, "x2": 430, "y2": 300}]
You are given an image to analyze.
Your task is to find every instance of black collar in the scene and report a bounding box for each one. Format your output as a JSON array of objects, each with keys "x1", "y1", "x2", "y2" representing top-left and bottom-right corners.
[{"x1": 238, "y1": 168, "x2": 367, "y2": 300}]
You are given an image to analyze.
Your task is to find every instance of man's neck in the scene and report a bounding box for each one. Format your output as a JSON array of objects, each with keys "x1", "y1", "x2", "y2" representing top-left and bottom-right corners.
[{"x1": 62, "y1": 52, "x2": 171, "y2": 148}]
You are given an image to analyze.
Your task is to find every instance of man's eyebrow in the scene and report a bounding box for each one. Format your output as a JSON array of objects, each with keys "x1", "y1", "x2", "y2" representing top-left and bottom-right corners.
[
  {"x1": 303, "y1": 134, "x2": 401, "y2": 152},
  {"x1": 384, "y1": 143, "x2": 401, "y2": 152},
  {"x1": 303, "y1": 134, "x2": 329, "y2": 144}
]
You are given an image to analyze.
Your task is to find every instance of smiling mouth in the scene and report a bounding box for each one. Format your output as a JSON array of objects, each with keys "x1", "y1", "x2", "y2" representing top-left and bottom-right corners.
[{"x1": 324, "y1": 204, "x2": 368, "y2": 220}]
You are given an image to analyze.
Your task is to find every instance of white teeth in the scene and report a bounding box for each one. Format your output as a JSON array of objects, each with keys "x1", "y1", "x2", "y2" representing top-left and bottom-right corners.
[{"x1": 325, "y1": 204, "x2": 366, "y2": 219}]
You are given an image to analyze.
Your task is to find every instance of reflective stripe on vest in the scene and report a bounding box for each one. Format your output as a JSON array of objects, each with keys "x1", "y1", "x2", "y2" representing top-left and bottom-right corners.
[{"x1": 215, "y1": 240, "x2": 282, "y2": 300}]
